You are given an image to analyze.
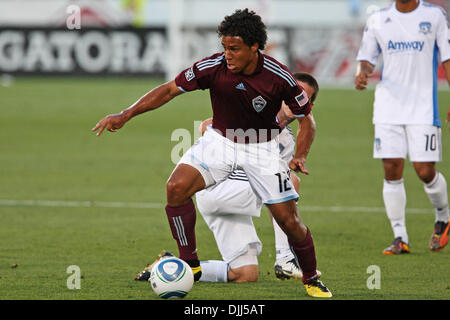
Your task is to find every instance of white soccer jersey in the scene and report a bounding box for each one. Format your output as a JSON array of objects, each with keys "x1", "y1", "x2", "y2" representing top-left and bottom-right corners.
[{"x1": 356, "y1": 1, "x2": 450, "y2": 126}]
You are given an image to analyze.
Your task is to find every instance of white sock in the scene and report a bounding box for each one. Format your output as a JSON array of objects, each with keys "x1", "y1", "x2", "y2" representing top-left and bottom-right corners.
[
  {"x1": 199, "y1": 260, "x2": 228, "y2": 282},
  {"x1": 424, "y1": 172, "x2": 449, "y2": 223},
  {"x1": 273, "y1": 218, "x2": 295, "y2": 262},
  {"x1": 383, "y1": 179, "x2": 408, "y2": 243}
]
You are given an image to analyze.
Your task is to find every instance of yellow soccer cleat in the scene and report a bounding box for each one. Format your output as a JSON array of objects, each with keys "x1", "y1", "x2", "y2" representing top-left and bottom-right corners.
[
  {"x1": 190, "y1": 265, "x2": 202, "y2": 282},
  {"x1": 304, "y1": 279, "x2": 332, "y2": 298}
]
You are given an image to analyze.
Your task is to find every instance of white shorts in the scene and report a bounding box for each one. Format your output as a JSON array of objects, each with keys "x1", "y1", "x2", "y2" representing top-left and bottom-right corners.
[
  {"x1": 374, "y1": 124, "x2": 442, "y2": 162},
  {"x1": 179, "y1": 126, "x2": 299, "y2": 204},
  {"x1": 196, "y1": 174, "x2": 262, "y2": 217}
]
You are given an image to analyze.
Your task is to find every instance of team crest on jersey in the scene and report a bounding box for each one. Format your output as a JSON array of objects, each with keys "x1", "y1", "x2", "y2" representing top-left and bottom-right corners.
[
  {"x1": 185, "y1": 67, "x2": 195, "y2": 81},
  {"x1": 419, "y1": 22, "x2": 432, "y2": 35},
  {"x1": 252, "y1": 95, "x2": 267, "y2": 113}
]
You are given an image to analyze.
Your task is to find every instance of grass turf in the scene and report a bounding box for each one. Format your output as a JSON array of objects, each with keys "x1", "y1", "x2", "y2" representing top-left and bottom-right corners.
[{"x1": 0, "y1": 78, "x2": 449, "y2": 300}]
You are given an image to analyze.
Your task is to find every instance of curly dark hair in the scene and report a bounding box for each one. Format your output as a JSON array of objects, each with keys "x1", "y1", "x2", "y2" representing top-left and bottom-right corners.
[{"x1": 217, "y1": 9, "x2": 267, "y2": 50}]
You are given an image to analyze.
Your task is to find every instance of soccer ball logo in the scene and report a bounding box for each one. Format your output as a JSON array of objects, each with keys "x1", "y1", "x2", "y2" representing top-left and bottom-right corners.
[{"x1": 149, "y1": 257, "x2": 194, "y2": 299}]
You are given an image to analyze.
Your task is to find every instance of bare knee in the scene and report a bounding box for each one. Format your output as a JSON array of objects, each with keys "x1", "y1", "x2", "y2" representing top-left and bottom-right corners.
[
  {"x1": 412, "y1": 162, "x2": 436, "y2": 183},
  {"x1": 383, "y1": 159, "x2": 404, "y2": 180},
  {"x1": 268, "y1": 202, "x2": 307, "y2": 242},
  {"x1": 277, "y1": 213, "x2": 301, "y2": 233},
  {"x1": 166, "y1": 179, "x2": 190, "y2": 206},
  {"x1": 228, "y1": 265, "x2": 258, "y2": 283}
]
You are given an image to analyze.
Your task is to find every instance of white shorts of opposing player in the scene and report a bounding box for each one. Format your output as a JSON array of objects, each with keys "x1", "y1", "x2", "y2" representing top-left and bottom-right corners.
[{"x1": 374, "y1": 124, "x2": 442, "y2": 162}]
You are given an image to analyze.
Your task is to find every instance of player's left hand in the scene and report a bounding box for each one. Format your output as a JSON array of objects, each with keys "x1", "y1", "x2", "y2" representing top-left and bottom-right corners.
[{"x1": 289, "y1": 157, "x2": 309, "y2": 175}]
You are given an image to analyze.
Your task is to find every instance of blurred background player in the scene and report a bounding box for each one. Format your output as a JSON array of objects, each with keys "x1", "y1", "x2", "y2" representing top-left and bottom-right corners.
[
  {"x1": 135, "y1": 73, "x2": 319, "y2": 283},
  {"x1": 355, "y1": 0, "x2": 450, "y2": 254},
  {"x1": 93, "y1": 9, "x2": 331, "y2": 297}
]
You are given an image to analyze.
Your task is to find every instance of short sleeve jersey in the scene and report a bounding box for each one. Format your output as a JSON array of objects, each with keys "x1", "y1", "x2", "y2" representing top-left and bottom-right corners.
[
  {"x1": 356, "y1": 1, "x2": 450, "y2": 126},
  {"x1": 175, "y1": 52, "x2": 311, "y2": 142}
]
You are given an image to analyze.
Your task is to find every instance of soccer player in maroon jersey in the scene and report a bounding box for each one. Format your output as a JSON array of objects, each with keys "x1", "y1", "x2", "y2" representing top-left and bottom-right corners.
[{"x1": 93, "y1": 9, "x2": 331, "y2": 297}]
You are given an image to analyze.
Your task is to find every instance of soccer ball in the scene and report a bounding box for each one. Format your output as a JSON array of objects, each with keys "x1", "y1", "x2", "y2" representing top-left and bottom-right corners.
[{"x1": 149, "y1": 257, "x2": 194, "y2": 299}]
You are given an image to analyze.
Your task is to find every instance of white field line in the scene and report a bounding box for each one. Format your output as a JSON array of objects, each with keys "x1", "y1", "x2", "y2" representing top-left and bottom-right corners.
[
  {"x1": 0, "y1": 199, "x2": 434, "y2": 214},
  {"x1": 0, "y1": 199, "x2": 163, "y2": 209}
]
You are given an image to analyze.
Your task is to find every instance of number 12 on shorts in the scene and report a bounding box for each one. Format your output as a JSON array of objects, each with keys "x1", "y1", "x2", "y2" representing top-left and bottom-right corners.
[{"x1": 275, "y1": 171, "x2": 292, "y2": 193}]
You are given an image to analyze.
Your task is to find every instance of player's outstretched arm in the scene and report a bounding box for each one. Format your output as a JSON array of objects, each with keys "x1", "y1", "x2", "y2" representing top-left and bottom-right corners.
[
  {"x1": 289, "y1": 113, "x2": 316, "y2": 174},
  {"x1": 92, "y1": 80, "x2": 183, "y2": 136},
  {"x1": 354, "y1": 61, "x2": 375, "y2": 90}
]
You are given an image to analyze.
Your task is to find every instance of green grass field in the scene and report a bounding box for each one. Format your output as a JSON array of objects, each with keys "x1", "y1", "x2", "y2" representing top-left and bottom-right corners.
[{"x1": 0, "y1": 77, "x2": 449, "y2": 300}]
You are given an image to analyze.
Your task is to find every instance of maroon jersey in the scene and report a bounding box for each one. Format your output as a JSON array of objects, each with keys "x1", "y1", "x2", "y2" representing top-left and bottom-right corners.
[{"x1": 175, "y1": 52, "x2": 311, "y2": 142}]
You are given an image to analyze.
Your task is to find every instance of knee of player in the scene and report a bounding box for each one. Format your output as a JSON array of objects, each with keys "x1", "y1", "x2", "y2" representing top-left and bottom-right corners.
[
  {"x1": 238, "y1": 273, "x2": 258, "y2": 283},
  {"x1": 277, "y1": 213, "x2": 300, "y2": 230},
  {"x1": 229, "y1": 267, "x2": 259, "y2": 283},
  {"x1": 383, "y1": 159, "x2": 404, "y2": 179},
  {"x1": 166, "y1": 179, "x2": 188, "y2": 198},
  {"x1": 415, "y1": 166, "x2": 436, "y2": 183}
]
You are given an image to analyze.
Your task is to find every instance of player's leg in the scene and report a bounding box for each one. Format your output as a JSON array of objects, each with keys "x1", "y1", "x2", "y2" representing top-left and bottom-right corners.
[
  {"x1": 197, "y1": 211, "x2": 262, "y2": 282},
  {"x1": 423, "y1": 169, "x2": 450, "y2": 251},
  {"x1": 165, "y1": 163, "x2": 207, "y2": 279},
  {"x1": 240, "y1": 139, "x2": 331, "y2": 297},
  {"x1": 166, "y1": 128, "x2": 233, "y2": 279},
  {"x1": 272, "y1": 173, "x2": 300, "y2": 262},
  {"x1": 374, "y1": 124, "x2": 410, "y2": 254},
  {"x1": 228, "y1": 265, "x2": 259, "y2": 282},
  {"x1": 381, "y1": 158, "x2": 410, "y2": 254},
  {"x1": 408, "y1": 125, "x2": 449, "y2": 251},
  {"x1": 196, "y1": 178, "x2": 262, "y2": 283},
  {"x1": 271, "y1": 128, "x2": 303, "y2": 279},
  {"x1": 266, "y1": 200, "x2": 311, "y2": 276},
  {"x1": 198, "y1": 247, "x2": 259, "y2": 283},
  {"x1": 266, "y1": 200, "x2": 331, "y2": 297},
  {"x1": 271, "y1": 173, "x2": 302, "y2": 280}
]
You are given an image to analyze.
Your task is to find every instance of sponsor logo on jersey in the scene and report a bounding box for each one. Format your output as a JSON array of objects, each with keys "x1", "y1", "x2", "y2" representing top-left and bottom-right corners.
[
  {"x1": 387, "y1": 40, "x2": 424, "y2": 52},
  {"x1": 252, "y1": 95, "x2": 267, "y2": 113},
  {"x1": 419, "y1": 22, "x2": 432, "y2": 35},
  {"x1": 185, "y1": 67, "x2": 195, "y2": 81}
]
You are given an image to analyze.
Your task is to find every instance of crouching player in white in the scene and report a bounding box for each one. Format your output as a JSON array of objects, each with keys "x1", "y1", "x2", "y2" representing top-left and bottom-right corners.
[{"x1": 195, "y1": 73, "x2": 320, "y2": 282}]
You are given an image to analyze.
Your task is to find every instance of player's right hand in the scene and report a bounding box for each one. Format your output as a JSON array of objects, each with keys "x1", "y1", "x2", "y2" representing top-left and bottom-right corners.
[
  {"x1": 92, "y1": 112, "x2": 128, "y2": 136},
  {"x1": 354, "y1": 72, "x2": 369, "y2": 90},
  {"x1": 289, "y1": 157, "x2": 309, "y2": 175}
]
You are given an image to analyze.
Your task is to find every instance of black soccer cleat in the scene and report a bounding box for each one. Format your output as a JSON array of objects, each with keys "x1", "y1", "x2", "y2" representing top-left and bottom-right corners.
[{"x1": 134, "y1": 250, "x2": 174, "y2": 281}]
